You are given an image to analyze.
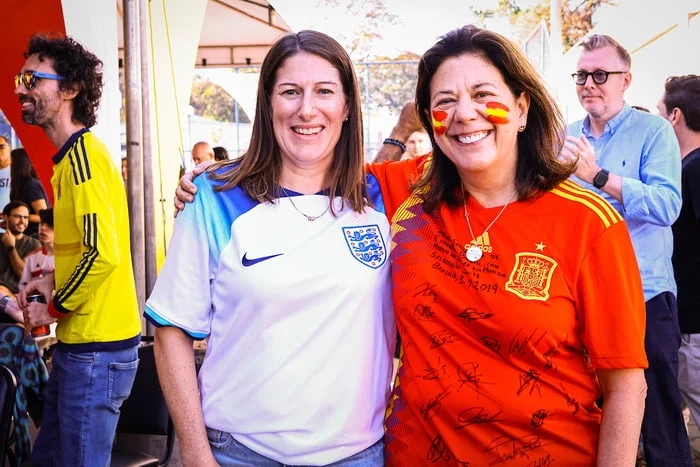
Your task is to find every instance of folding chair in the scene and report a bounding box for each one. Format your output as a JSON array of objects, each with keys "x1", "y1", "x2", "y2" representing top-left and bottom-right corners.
[
  {"x1": 111, "y1": 340, "x2": 174, "y2": 467},
  {"x1": 0, "y1": 364, "x2": 17, "y2": 465}
]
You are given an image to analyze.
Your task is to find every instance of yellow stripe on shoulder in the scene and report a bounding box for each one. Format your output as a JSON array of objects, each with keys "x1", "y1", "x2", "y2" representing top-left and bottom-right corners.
[
  {"x1": 551, "y1": 180, "x2": 623, "y2": 228},
  {"x1": 392, "y1": 193, "x2": 423, "y2": 224},
  {"x1": 390, "y1": 192, "x2": 424, "y2": 249}
]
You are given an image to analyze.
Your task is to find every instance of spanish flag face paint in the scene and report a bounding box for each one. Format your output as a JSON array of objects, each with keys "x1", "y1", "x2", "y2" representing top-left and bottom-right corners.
[
  {"x1": 485, "y1": 101, "x2": 510, "y2": 125},
  {"x1": 432, "y1": 109, "x2": 448, "y2": 136}
]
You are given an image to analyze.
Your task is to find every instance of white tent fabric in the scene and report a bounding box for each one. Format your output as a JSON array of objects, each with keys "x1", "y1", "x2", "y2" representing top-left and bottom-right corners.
[
  {"x1": 62, "y1": 0, "x2": 122, "y2": 165},
  {"x1": 115, "y1": 0, "x2": 292, "y2": 266}
]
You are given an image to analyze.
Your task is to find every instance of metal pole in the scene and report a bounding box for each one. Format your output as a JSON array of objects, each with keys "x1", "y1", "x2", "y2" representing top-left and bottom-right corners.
[
  {"x1": 141, "y1": 0, "x2": 157, "y2": 335},
  {"x1": 124, "y1": 0, "x2": 146, "y2": 318}
]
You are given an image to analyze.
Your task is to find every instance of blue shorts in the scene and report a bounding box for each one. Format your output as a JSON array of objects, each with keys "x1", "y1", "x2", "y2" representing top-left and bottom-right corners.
[{"x1": 206, "y1": 428, "x2": 384, "y2": 466}]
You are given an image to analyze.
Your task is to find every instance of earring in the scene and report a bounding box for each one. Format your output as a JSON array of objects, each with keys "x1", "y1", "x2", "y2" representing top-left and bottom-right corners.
[
  {"x1": 518, "y1": 125, "x2": 526, "y2": 132},
  {"x1": 343, "y1": 117, "x2": 348, "y2": 122}
]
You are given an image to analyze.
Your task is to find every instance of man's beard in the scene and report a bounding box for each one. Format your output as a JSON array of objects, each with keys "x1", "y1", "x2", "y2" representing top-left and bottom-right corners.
[
  {"x1": 21, "y1": 108, "x2": 41, "y2": 126},
  {"x1": 19, "y1": 96, "x2": 50, "y2": 127}
]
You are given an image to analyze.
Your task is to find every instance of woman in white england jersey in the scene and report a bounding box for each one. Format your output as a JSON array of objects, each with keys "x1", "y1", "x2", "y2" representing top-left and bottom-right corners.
[{"x1": 146, "y1": 31, "x2": 394, "y2": 466}]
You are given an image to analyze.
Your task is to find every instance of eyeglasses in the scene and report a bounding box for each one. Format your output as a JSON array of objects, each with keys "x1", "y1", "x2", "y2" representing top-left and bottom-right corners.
[
  {"x1": 571, "y1": 70, "x2": 627, "y2": 85},
  {"x1": 14, "y1": 71, "x2": 66, "y2": 90},
  {"x1": 9, "y1": 214, "x2": 28, "y2": 221}
]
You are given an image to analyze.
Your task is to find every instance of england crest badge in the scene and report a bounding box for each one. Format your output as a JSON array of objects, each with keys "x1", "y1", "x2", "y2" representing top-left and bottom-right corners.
[{"x1": 343, "y1": 224, "x2": 387, "y2": 269}]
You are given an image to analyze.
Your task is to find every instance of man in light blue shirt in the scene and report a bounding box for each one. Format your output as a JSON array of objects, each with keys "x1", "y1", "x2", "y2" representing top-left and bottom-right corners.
[{"x1": 564, "y1": 34, "x2": 688, "y2": 466}]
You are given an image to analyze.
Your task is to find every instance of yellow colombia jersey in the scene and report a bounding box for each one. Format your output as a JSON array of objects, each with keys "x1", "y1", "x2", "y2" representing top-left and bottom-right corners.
[{"x1": 50, "y1": 129, "x2": 140, "y2": 347}]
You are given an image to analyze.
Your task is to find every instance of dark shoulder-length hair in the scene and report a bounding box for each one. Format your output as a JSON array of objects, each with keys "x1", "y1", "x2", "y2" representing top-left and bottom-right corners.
[
  {"x1": 10, "y1": 148, "x2": 39, "y2": 201},
  {"x1": 208, "y1": 30, "x2": 366, "y2": 213},
  {"x1": 414, "y1": 25, "x2": 574, "y2": 212}
]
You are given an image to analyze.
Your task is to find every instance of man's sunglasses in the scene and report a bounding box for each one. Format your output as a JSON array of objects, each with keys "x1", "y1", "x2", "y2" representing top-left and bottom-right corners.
[
  {"x1": 571, "y1": 70, "x2": 627, "y2": 86},
  {"x1": 14, "y1": 71, "x2": 66, "y2": 90}
]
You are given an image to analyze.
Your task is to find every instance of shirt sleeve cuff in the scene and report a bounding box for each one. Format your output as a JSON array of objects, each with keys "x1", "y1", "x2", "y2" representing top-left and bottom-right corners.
[{"x1": 48, "y1": 297, "x2": 69, "y2": 318}]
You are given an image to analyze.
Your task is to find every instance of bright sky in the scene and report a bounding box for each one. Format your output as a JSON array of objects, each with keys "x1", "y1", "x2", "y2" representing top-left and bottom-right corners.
[
  {"x1": 276, "y1": 0, "x2": 505, "y2": 57},
  {"x1": 376, "y1": 0, "x2": 501, "y2": 56},
  {"x1": 275, "y1": 0, "x2": 667, "y2": 58}
]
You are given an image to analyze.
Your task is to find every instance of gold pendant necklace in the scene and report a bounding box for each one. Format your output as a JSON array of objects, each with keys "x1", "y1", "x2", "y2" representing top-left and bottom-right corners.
[
  {"x1": 281, "y1": 187, "x2": 330, "y2": 222},
  {"x1": 461, "y1": 183, "x2": 516, "y2": 262}
]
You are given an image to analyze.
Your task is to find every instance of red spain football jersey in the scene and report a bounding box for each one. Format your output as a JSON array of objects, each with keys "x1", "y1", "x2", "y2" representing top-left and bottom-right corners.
[{"x1": 367, "y1": 158, "x2": 647, "y2": 466}]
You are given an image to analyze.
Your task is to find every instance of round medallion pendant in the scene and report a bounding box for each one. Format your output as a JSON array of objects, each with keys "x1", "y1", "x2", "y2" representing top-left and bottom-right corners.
[{"x1": 465, "y1": 245, "x2": 483, "y2": 262}]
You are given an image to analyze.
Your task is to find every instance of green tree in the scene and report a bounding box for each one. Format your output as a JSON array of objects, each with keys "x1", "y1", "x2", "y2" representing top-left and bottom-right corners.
[
  {"x1": 189, "y1": 76, "x2": 250, "y2": 123},
  {"x1": 472, "y1": 0, "x2": 615, "y2": 51},
  {"x1": 315, "y1": 0, "x2": 415, "y2": 115},
  {"x1": 357, "y1": 52, "x2": 420, "y2": 114},
  {"x1": 318, "y1": 0, "x2": 400, "y2": 61}
]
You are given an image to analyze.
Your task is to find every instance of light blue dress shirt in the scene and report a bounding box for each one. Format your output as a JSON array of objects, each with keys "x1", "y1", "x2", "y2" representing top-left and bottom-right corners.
[{"x1": 567, "y1": 103, "x2": 682, "y2": 301}]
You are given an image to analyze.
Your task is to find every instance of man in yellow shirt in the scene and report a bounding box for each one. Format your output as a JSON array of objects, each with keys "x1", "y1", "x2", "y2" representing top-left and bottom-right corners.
[{"x1": 15, "y1": 34, "x2": 140, "y2": 466}]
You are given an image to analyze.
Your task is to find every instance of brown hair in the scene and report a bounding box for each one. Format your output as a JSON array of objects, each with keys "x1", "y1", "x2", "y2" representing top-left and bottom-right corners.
[
  {"x1": 413, "y1": 25, "x2": 574, "y2": 212},
  {"x1": 208, "y1": 30, "x2": 367, "y2": 214},
  {"x1": 663, "y1": 75, "x2": 700, "y2": 132},
  {"x1": 580, "y1": 34, "x2": 631, "y2": 69}
]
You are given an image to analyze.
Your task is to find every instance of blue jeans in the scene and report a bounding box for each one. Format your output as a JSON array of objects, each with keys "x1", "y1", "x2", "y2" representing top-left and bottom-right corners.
[
  {"x1": 206, "y1": 428, "x2": 384, "y2": 466},
  {"x1": 32, "y1": 346, "x2": 139, "y2": 467}
]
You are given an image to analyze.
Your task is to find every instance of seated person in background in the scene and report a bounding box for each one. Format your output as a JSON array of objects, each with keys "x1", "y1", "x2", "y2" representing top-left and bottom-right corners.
[
  {"x1": 19, "y1": 208, "x2": 54, "y2": 291},
  {"x1": 0, "y1": 201, "x2": 40, "y2": 297},
  {"x1": 213, "y1": 146, "x2": 229, "y2": 161},
  {"x1": 401, "y1": 129, "x2": 431, "y2": 160},
  {"x1": 10, "y1": 148, "x2": 50, "y2": 238}
]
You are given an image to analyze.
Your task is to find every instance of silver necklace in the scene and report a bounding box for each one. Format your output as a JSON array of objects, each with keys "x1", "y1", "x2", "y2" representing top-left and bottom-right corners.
[
  {"x1": 280, "y1": 187, "x2": 330, "y2": 222},
  {"x1": 461, "y1": 183, "x2": 516, "y2": 262}
]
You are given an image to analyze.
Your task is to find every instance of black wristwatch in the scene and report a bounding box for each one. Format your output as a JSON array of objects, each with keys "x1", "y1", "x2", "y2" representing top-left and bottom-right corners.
[{"x1": 592, "y1": 169, "x2": 609, "y2": 189}]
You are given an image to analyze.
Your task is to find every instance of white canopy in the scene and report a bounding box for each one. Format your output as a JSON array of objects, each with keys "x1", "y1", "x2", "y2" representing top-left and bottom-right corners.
[{"x1": 117, "y1": 0, "x2": 291, "y2": 66}]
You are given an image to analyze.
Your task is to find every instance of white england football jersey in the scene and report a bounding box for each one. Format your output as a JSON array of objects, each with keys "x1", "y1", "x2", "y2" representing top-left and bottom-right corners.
[{"x1": 145, "y1": 171, "x2": 395, "y2": 465}]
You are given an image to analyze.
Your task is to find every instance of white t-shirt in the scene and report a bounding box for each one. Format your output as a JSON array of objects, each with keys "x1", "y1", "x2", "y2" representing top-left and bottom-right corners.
[
  {"x1": 0, "y1": 165, "x2": 10, "y2": 214},
  {"x1": 145, "y1": 172, "x2": 395, "y2": 465}
]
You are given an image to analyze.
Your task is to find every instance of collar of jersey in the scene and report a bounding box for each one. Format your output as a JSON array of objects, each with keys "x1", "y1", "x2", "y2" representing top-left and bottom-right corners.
[
  {"x1": 276, "y1": 186, "x2": 334, "y2": 198},
  {"x1": 52, "y1": 128, "x2": 90, "y2": 164}
]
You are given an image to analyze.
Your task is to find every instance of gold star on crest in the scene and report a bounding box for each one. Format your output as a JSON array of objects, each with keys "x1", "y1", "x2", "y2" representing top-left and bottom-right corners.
[{"x1": 535, "y1": 242, "x2": 546, "y2": 251}]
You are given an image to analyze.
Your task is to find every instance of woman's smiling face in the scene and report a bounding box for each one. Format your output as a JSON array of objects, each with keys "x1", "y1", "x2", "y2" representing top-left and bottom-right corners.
[
  {"x1": 270, "y1": 52, "x2": 349, "y2": 174},
  {"x1": 428, "y1": 53, "x2": 529, "y2": 179}
]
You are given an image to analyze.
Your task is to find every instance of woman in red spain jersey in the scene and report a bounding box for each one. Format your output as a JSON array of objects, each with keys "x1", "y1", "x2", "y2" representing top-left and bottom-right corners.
[{"x1": 368, "y1": 26, "x2": 648, "y2": 466}]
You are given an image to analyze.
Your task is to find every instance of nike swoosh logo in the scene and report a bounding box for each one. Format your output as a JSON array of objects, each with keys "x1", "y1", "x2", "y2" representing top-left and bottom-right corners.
[{"x1": 242, "y1": 252, "x2": 284, "y2": 267}]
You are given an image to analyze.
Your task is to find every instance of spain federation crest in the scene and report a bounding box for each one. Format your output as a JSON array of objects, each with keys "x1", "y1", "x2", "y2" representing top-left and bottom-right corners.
[
  {"x1": 343, "y1": 224, "x2": 387, "y2": 269},
  {"x1": 505, "y1": 253, "x2": 558, "y2": 301}
]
